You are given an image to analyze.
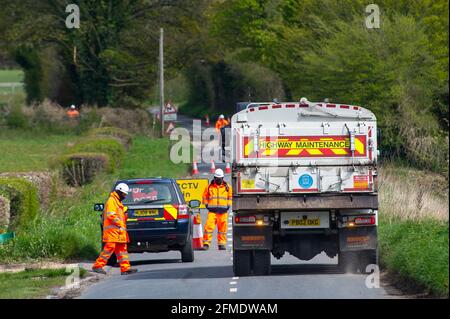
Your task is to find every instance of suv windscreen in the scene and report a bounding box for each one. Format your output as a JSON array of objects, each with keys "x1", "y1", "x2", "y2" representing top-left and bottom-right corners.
[{"x1": 122, "y1": 182, "x2": 179, "y2": 205}]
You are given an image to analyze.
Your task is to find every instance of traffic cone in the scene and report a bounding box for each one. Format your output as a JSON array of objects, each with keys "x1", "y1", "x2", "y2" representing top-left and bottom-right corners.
[
  {"x1": 225, "y1": 162, "x2": 231, "y2": 174},
  {"x1": 192, "y1": 161, "x2": 199, "y2": 175},
  {"x1": 210, "y1": 160, "x2": 216, "y2": 174},
  {"x1": 192, "y1": 213, "x2": 204, "y2": 250},
  {"x1": 205, "y1": 114, "x2": 210, "y2": 127}
]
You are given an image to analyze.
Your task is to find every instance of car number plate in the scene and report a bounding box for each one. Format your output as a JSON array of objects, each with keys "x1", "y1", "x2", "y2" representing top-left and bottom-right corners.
[{"x1": 134, "y1": 209, "x2": 159, "y2": 217}]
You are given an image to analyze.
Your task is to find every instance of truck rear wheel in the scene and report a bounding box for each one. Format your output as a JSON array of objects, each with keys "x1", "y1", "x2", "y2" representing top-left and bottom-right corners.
[
  {"x1": 253, "y1": 250, "x2": 271, "y2": 276},
  {"x1": 233, "y1": 250, "x2": 252, "y2": 276},
  {"x1": 357, "y1": 249, "x2": 378, "y2": 274},
  {"x1": 338, "y1": 251, "x2": 358, "y2": 273}
]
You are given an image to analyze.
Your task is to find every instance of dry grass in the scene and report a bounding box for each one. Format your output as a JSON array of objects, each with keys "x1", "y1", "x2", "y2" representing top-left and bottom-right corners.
[{"x1": 378, "y1": 163, "x2": 449, "y2": 221}]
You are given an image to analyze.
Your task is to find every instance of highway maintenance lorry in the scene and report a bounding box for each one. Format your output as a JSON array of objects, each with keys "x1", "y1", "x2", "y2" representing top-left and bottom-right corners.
[{"x1": 230, "y1": 98, "x2": 379, "y2": 276}]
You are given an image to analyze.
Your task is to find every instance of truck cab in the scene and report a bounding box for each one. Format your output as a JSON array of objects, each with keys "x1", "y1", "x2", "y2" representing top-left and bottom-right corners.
[{"x1": 231, "y1": 99, "x2": 379, "y2": 276}]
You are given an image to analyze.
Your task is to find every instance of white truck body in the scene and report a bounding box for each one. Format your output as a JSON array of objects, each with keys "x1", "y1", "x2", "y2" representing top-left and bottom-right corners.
[
  {"x1": 230, "y1": 100, "x2": 379, "y2": 276},
  {"x1": 232, "y1": 101, "x2": 378, "y2": 195}
]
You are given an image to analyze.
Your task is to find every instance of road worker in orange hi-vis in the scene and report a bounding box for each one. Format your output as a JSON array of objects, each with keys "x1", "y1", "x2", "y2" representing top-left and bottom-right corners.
[
  {"x1": 92, "y1": 183, "x2": 138, "y2": 275},
  {"x1": 215, "y1": 114, "x2": 230, "y2": 160},
  {"x1": 66, "y1": 104, "x2": 79, "y2": 118},
  {"x1": 202, "y1": 168, "x2": 232, "y2": 251},
  {"x1": 215, "y1": 114, "x2": 229, "y2": 133}
]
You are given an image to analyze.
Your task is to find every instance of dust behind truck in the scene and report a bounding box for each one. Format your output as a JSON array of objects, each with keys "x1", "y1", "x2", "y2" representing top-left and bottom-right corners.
[{"x1": 230, "y1": 98, "x2": 379, "y2": 276}]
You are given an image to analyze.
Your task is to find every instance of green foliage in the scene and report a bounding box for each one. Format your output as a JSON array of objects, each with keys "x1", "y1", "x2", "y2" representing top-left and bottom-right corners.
[
  {"x1": 1, "y1": 0, "x2": 210, "y2": 107},
  {"x1": 0, "y1": 178, "x2": 39, "y2": 231},
  {"x1": 181, "y1": 59, "x2": 286, "y2": 116},
  {"x1": 0, "y1": 129, "x2": 77, "y2": 173},
  {"x1": 12, "y1": 47, "x2": 43, "y2": 105},
  {"x1": 88, "y1": 126, "x2": 133, "y2": 150},
  {"x1": 379, "y1": 218, "x2": 449, "y2": 297},
  {"x1": 0, "y1": 268, "x2": 79, "y2": 299},
  {"x1": 5, "y1": 104, "x2": 29, "y2": 129},
  {"x1": 69, "y1": 137, "x2": 125, "y2": 170}
]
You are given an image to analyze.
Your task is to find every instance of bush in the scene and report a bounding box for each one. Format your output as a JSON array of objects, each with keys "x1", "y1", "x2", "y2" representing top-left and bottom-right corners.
[
  {"x1": 0, "y1": 195, "x2": 10, "y2": 232},
  {"x1": 5, "y1": 105, "x2": 29, "y2": 129},
  {"x1": 68, "y1": 137, "x2": 125, "y2": 170},
  {"x1": 96, "y1": 107, "x2": 151, "y2": 134},
  {"x1": 0, "y1": 172, "x2": 56, "y2": 209},
  {"x1": 0, "y1": 178, "x2": 39, "y2": 231},
  {"x1": 88, "y1": 126, "x2": 133, "y2": 150},
  {"x1": 53, "y1": 152, "x2": 110, "y2": 186}
]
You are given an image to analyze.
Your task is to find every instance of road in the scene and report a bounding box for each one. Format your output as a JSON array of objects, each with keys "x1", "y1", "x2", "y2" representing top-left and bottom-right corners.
[{"x1": 78, "y1": 111, "x2": 398, "y2": 299}]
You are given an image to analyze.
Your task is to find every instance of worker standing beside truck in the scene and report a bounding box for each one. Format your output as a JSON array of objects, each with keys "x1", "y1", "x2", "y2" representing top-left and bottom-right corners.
[
  {"x1": 92, "y1": 183, "x2": 138, "y2": 275},
  {"x1": 215, "y1": 115, "x2": 230, "y2": 161},
  {"x1": 202, "y1": 169, "x2": 232, "y2": 250}
]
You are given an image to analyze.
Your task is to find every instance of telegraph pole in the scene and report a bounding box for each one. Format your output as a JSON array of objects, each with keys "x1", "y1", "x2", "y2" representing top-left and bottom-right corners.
[{"x1": 159, "y1": 28, "x2": 165, "y2": 137}]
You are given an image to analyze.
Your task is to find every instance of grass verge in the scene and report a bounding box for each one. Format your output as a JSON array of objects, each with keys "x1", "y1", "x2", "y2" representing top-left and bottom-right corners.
[
  {"x1": 0, "y1": 268, "x2": 87, "y2": 299},
  {"x1": 379, "y1": 218, "x2": 449, "y2": 297},
  {"x1": 0, "y1": 129, "x2": 77, "y2": 173}
]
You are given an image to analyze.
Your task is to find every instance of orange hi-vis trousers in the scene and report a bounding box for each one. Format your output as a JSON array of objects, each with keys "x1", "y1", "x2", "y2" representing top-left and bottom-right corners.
[
  {"x1": 203, "y1": 212, "x2": 228, "y2": 247},
  {"x1": 93, "y1": 243, "x2": 130, "y2": 273}
]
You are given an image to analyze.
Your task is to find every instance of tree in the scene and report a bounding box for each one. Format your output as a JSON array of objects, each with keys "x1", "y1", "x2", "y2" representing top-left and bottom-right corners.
[{"x1": 1, "y1": 0, "x2": 209, "y2": 107}]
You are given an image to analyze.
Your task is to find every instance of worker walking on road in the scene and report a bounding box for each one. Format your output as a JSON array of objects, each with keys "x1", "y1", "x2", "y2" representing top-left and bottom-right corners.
[
  {"x1": 202, "y1": 168, "x2": 232, "y2": 250},
  {"x1": 215, "y1": 115, "x2": 230, "y2": 161},
  {"x1": 92, "y1": 183, "x2": 138, "y2": 275}
]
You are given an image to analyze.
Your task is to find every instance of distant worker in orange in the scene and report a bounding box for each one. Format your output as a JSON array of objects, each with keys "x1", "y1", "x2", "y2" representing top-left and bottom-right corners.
[
  {"x1": 215, "y1": 114, "x2": 229, "y2": 133},
  {"x1": 92, "y1": 183, "x2": 138, "y2": 275},
  {"x1": 66, "y1": 104, "x2": 79, "y2": 118},
  {"x1": 202, "y1": 168, "x2": 232, "y2": 251},
  {"x1": 215, "y1": 114, "x2": 230, "y2": 161}
]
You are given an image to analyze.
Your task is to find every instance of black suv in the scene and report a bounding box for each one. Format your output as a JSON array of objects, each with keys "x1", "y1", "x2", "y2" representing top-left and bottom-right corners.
[{"x1": 94, "y1": 178, "x2": 200, "y2": 264}]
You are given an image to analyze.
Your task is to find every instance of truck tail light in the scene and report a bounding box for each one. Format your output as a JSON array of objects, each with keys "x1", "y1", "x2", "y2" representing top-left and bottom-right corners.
[
  {"x1": 177, "y1": 204, "x2": 189, "y2": 219},
  {"x1": 354, "y1": 216, "x2": 375, "y2": 225},
  {"x1": 235, "y1": 216, "x2": 256, "y2": 224},
  {"x1": 343, "y1": 215, "x2": 376, "y2": 227},
  {"x1": 235, "y1": 215, "x2": 269, "y2": 225}
]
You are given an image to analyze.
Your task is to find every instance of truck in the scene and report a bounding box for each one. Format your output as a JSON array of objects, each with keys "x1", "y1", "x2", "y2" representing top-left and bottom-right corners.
[{"x1": 230, "y1": 98, "x2": 379, "y2": 276}]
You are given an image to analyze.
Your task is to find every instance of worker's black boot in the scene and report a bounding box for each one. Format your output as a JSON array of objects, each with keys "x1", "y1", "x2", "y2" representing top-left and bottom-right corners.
[
  {"x1": 203, "y1": 244, "x2": 210, "y2": 251},
  {"x1": 121, "y1": 268, "x2": 138, "y2": 275},
  {"x1": 218, "y1": 245, "x2": 226, "y2": 251}
]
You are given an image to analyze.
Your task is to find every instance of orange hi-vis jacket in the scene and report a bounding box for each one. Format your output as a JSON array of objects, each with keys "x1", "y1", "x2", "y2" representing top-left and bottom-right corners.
[
  {"x1": 102, "y1": 191, "x2": 129, "y2": 243},
  {"x1": 67, "y1": 109, "x2": 79, "y2": 118},
  {"x1": 202, "y1": 181, "x2": 232, "y2": 213},
  {"x1": 215, "y1": 118, "x2": 229, "y2": 132}
]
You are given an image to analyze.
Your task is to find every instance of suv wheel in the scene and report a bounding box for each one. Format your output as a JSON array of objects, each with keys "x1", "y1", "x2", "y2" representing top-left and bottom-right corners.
[{"x1": 181, "y1": 236, "x2": 194, "y2": 262}]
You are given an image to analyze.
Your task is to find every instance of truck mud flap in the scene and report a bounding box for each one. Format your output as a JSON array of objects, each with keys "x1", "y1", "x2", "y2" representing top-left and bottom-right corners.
[
  {"x1": 233, "y1": 226, "x2": 272, "y2": 250},
  {"x1": 339, "y1": 227, "x2": 377, "y2": 251}
]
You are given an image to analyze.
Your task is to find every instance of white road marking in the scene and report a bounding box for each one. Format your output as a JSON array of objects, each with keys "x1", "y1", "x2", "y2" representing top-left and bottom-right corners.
[
  {"x1": 229, "y1": 281, "x2": 237, "y2": 285},
  {"x1": 232, "y1": 277, "x2": 239, "y2": 280},
  {"x1": 227, "y1": 238, "x2": 232, "y2": 241},
  {"x1": 230, "y1": 288, "x2": 237, "y2": 293}
]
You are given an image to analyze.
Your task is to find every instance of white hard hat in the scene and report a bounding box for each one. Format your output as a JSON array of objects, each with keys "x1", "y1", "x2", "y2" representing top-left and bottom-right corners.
[
  {"x1": 219, "y1": 114, "x2": 224, "y2": 119},
  {"x1": 70, "y1": 104, "x2": 76, "y2": 109},
  {"x1": 300, "y1": 97, "x2": 309, "y2": 104},
  {"x1": 115, "y1": 182, "x2": 129, "y2": 194},
  {"x1": 214, "y1": 168, "x2": 224, "y2": 178}
]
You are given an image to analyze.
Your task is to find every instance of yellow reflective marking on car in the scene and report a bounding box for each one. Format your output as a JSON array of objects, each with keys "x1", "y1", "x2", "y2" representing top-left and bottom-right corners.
[{"x1": 164, "y1": 204, "x2": 178, "y2": 220}]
